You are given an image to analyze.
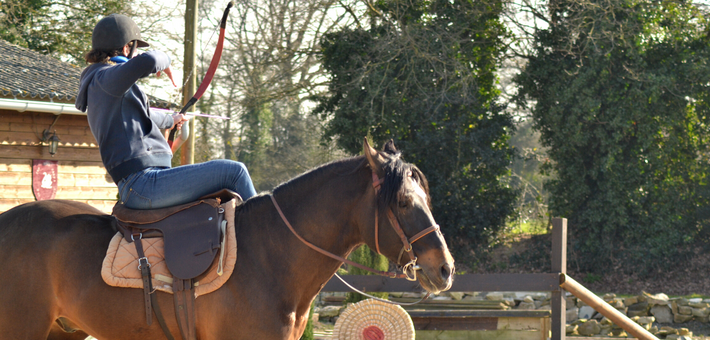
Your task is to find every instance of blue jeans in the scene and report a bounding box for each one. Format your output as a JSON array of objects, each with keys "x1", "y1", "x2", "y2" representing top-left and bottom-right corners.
[{"x1": 116, "y1": 160, "x2": 257, "y2": 209}]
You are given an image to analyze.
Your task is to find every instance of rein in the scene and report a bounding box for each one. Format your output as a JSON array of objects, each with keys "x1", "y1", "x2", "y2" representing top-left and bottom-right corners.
[
  {"x1": 269, "y1": 194, "x2": 404, "y2": 279},
  {"x1": 269, "y1": 170, "x2": 440, "y2": 282},
  {"x1": 332, "y1": 273, "x2": 430, "y2": 306}
]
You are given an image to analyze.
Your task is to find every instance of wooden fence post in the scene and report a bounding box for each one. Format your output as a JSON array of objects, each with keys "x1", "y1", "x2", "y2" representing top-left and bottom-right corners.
[{"x1": 551, "y1": 217, "x2": 567, "y2": 340}]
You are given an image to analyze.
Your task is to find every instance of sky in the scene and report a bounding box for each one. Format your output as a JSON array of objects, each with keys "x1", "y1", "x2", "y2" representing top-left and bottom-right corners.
[{"x1": 129, "y1": 0, "x2": 234, "y2": 106}]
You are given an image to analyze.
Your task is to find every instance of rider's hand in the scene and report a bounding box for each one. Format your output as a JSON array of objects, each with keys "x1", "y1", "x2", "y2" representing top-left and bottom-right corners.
[
  {"x1": 172, "y1": 114, "x2": 188, "y2": 129},
  {"x1": 157, "y1": 67, "x2": 177, "y2": 87}
]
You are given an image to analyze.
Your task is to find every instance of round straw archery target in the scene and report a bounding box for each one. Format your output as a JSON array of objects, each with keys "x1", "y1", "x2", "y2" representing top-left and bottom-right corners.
[{"x1": 332, "y1": 299, "x2": 415, "y2": 340}]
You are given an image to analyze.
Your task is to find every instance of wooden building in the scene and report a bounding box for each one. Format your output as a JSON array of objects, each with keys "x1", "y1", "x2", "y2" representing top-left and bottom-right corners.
[{"x1": 0, "y1": 40, "x2": 172, "y2": 214}]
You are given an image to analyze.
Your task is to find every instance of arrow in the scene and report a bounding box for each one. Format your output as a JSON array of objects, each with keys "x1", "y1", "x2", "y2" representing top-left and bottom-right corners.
[{"x1": 151, "y1": 107, "x2": 230, "y2": 120}]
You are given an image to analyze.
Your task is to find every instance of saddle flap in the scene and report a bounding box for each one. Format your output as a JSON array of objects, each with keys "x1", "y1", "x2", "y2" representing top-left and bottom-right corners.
[{"x1": 159, "y1": 202, "x2": 224, "y2": 279}]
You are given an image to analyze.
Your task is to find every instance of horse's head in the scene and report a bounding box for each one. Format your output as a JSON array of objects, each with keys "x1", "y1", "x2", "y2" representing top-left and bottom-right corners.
[{"x1": 361, "y1": 139, "x2": 454, "y2": 294}]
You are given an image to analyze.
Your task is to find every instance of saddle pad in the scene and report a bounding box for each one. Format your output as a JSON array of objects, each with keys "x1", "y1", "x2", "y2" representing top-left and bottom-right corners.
[{"x1": 101, "y1": 199, "x2": 237, "y2": 297}]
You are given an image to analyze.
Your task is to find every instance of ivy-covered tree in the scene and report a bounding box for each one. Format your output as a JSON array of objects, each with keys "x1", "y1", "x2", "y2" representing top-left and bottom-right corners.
[
  {"x1": 515, "y1": 0, "x2": 710, "y2": 274},
  {"x1": 314, "y1": 0, "x2": 516, "y2": 264}
]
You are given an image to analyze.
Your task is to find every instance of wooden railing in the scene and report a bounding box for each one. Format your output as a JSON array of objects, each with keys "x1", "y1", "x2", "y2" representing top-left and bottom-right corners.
[{"x1": 322, "y1": 218, "x2": 659, "y2": 340}]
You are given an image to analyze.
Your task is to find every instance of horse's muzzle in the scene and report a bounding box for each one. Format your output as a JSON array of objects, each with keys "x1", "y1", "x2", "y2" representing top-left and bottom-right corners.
[
  {"x1": 440, "y1": 262, "x2": 454, "y2": 285},
  {"x1": 415, "y1": 250, "x2": 454, "y2": 294}
]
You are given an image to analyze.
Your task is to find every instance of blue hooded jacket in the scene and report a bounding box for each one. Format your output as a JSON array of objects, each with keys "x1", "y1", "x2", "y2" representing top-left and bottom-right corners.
[{"x1": 75, "y1": 51, "x2": 174, "y2": 183}]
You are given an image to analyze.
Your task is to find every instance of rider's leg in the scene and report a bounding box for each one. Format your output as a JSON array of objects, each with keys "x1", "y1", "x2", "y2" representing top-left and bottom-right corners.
[{"x1": 117, "y1": 159, "x2": 257, "y2": 209}]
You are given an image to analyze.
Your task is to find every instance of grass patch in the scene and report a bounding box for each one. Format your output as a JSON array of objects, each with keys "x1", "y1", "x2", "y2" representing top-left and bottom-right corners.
[
  {"x1": 582, "y1": 273, "x2": 602, "y2": 284},
  {"x1": 505, "y1": 220, "x2": 548, "y2": 236}
]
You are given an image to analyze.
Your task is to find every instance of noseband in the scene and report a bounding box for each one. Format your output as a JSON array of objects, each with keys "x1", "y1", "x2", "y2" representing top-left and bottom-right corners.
[{"x1": 270, "y1": 170, "x2": 439, "y2": 281}]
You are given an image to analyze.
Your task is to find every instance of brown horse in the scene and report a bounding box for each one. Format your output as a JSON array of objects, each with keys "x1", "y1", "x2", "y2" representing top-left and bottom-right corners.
[{"x1": 0, "y1": 140, "x2": 454, "y2": 339}]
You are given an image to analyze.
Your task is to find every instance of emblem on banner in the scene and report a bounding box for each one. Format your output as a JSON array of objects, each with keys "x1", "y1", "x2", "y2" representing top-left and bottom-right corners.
[{"x1": 32, "y1": 160, "x2": 58, "y2": 200}]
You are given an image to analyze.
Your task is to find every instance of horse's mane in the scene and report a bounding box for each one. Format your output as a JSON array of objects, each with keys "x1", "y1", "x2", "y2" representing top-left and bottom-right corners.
[
  {"x1": 235, "y1": 144, "x2": 430, "y2": 213},
  {"x1": 234, "y1": 156, "x2": 367, "y2": 214},
  {"x1": 272, "y1": 156, "x2": 367, "y2": 195}
]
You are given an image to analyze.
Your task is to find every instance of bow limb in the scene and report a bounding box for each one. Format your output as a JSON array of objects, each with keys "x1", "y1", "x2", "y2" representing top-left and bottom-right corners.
[{"x1": 169, "y1": 1, "x2": 233, "y2": 148}]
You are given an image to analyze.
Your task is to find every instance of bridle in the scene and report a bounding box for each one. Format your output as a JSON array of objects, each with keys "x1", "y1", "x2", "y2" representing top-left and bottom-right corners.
[
  {"x1": 269, "y1": 168, "x2": 440, "y2": 281},
  {"x1": 371, "y1": 172, "x2": 440, "y2": 279}
]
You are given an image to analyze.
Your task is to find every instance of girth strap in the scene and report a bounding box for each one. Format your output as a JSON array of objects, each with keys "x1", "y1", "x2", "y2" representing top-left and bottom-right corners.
[
  {"x1": 132, "y1": 233, "x2": 176, "y2": 340},
  {"x1": 151, "y1": 293, "x2": 175, "y2": 340},
  {"x1": 173, "y1": 279, "x2": 197, "y2": 340},
  {"x1": 133, "y1": 235, "x2": 153, "y2": 326}
]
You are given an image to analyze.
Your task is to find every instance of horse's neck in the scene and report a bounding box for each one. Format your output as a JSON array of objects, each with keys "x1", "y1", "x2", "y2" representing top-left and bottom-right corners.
[{"x1": 233, "y1": 166, "x2": 369, "y2": 310}]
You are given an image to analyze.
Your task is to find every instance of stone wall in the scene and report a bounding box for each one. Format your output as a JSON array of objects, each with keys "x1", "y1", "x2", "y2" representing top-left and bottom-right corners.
[
  {"x1": 317, "y1": 291, "x2": 705, "y2": 339},
  {"x1": 563, "y1": 292, "x2": 703, "y2": 339}
]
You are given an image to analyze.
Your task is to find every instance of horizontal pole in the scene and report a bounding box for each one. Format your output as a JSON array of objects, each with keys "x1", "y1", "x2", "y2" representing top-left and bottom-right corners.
[
  {"x1": 406, "y1": 310, "x2": 551, "y2": 318},
  {"x1": 322, "y1": 273, "x2": 561, "y2": 292},
  {"x1": 451, "y1": 273, "x2": 561, "y2": 292},
  {"x1": 560, "y1": 274, "x2": 658, "y2": 340}
]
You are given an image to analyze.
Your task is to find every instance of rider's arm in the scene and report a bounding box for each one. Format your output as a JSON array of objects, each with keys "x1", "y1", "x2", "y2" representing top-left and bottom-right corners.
[
  {"x1": 148, "y1": 108, "x2": 177, "y2": 129},
  {"x1": 95, "y1": 50, "x2": 171, "y2": 96}
]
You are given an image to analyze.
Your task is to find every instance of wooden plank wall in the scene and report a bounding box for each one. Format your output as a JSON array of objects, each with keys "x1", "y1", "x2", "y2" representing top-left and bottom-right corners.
[
  {"x1": 0, "y1": 109, "x2": 117, "y2": 213},
  {"x1": 415, "y1": 316, "x2": 551, "y2": 340}
]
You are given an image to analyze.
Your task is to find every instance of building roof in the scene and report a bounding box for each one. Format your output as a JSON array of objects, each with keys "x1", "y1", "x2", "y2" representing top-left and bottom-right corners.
[{"x1": 0, "y1": 39, "x2": 174, "y2": 108}]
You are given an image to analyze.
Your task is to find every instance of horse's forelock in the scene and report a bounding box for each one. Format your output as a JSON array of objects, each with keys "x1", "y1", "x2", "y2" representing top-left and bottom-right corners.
[
  {"x1": 378, "y1": 154, "x2": 407, "y2": 207},
  {"x1": 377, "y1": 150, "x2": 433, "y2": 209}
]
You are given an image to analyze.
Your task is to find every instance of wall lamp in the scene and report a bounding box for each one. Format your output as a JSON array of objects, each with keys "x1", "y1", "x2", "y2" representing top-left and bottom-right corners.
[
  {"x1": 41, "y1": 115, "x2": 61, "y2": 156},
  {"x1": 42, "y1": 130, "x2": 60, "y2": 156}
]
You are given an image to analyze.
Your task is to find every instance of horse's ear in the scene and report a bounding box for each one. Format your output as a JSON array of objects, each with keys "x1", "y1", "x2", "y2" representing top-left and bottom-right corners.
[
  {"x1": 364, "y1": 137, "x2": 385, "y2": 174},
  {"x1": 383, "y1": 139, "x2": 397, "y2": 154}
]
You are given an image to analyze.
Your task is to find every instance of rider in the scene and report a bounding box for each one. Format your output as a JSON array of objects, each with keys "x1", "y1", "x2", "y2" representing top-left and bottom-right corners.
[{"x1": 75, "y1": 14, "x2": 257, "y2": 209}]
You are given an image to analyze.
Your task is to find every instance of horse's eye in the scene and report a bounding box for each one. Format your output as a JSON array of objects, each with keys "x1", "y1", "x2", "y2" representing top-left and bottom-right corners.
[{"x1": 399, "y1": 197, "x2": 410, "y2": 208}]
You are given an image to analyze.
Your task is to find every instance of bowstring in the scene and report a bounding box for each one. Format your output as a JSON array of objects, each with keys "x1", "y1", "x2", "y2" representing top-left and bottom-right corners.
[
  {"x1": 193, "y1": 16, "x2": 222, "y2": 87},
  {"x1": 165, "y1": 17, "x2": 223, "y2": 105}
]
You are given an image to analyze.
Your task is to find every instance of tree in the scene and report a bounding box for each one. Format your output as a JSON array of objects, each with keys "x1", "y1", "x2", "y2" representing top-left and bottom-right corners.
[
  {"x1": 515, "y1": 0, "x2": 710, "y2": 274},
  {"x1": 191, "y1": 0, "x2": 356, "y2": 191},
  {"x1": 0, "y1": 0, "x2": 131, "y2": 65},
  {"x1": 506, "y1": 119, "x2": 549, "y2": 231},
  {"x1": 314, "y1": 0, "x2": 517, "y2": 264}
]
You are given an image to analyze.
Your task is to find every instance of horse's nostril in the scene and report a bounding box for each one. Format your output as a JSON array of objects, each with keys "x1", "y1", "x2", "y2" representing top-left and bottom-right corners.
[{"x1": 441, "y1": 263, "x2": 453, "y2": 280}]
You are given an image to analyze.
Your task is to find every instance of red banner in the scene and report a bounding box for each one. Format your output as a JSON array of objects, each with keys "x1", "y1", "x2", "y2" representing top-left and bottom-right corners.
[{"x1": 32, "y1": 160, "x2": 58, "y2": 200}]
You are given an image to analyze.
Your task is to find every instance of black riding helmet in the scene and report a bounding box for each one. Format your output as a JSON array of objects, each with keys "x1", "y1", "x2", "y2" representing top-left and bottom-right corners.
[{"x1": 92, "y1": 14, "x2": 149, "y2": 52}]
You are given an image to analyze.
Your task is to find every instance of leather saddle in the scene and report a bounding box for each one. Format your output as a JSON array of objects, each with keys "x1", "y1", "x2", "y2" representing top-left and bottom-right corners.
[{"x1": 112, "y1": 189, "x2": 242, "y2": 340}]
